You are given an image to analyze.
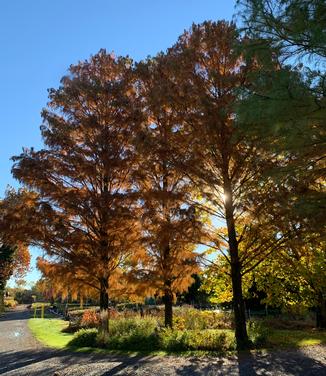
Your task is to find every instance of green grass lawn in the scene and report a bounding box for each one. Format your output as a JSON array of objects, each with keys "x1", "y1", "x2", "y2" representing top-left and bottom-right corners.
[
  {"x1": 28, "y1": 318, "x2": 73, "y2": 348},
  {"x1": 28, "y1": 318, "x2": 326, "y2": 353}
]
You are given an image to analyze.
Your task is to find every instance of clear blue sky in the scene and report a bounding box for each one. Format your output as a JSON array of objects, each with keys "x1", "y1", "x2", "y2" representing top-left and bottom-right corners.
[{"x1": 1, "y1": 0, "x2": 236, "y2": 286}]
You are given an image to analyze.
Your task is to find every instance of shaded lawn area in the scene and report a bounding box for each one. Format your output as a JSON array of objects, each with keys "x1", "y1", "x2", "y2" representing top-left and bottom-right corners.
[
  {"x1": 268, "y1": 329, "x2": 326, "y2": 348},
  {"x1": 28, "y1": 318, "x2": 326, "y2": 354}
]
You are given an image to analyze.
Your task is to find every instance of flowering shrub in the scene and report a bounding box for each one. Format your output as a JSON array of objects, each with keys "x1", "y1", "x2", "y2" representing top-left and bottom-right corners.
[{"x1": 80, "y1": 309, "x2": 100, "y2": 328}]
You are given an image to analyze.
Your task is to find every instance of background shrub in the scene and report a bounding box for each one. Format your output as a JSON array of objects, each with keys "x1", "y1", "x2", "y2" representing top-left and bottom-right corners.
[
  {"x1": 109, "y1": 317, "x2": 157, "y2": 336},
  {"x1": 262, "y1": 316, "x2": 315, "y2": 330},
  {"x1": 4, "y1": 298, "x2": 17, "y2": 308},
  {"x1": 247, "y1": 320, "x2": 270, "y2": 347},
  {"x1": 173, "y1": 308, "x2": 233, "y2": 330}
]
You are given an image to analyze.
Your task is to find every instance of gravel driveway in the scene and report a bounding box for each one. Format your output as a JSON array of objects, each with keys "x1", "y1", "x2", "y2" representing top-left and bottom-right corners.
[{"x1": 0, "y1": 306, "x2": 325, "y2": 375}]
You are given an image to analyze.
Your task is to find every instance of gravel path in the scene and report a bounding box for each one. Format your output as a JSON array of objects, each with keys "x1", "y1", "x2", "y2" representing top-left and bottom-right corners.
[{"x1": 0, "y1": 306, "x2": 325, "y2": 375}]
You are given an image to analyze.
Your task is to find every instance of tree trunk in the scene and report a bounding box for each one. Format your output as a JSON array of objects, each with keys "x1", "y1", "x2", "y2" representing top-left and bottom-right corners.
[
  {"x1": 0, "y1": 288, "x2": 4, "y2": 312},
  {"x1": 316, "y1": 293, "x2": 326, "y2": 329},
  {"x1": 223, "y1": 178, "x2": 250, "y2": 349},
  {"x1": 230, "y1": 257, "x2": 249, "y2": 348},
  {"x1": 99, "y1": 277, "x2": 109, "y2": 334},
  {"x1": 164, "y1": 289, "x2": 173, "y2": 328}
]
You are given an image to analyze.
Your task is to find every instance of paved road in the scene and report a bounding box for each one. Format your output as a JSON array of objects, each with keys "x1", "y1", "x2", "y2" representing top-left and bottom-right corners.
[{"x1": 0, "y1": 306, "x2": 325, "y2": 375}]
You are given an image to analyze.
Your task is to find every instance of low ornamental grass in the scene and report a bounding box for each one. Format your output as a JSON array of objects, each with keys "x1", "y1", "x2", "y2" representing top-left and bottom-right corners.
[
  {"x1": 159, "y1": 328, "x2": 235, "y2": 352},
  {"x1": 66, "y1": 308, "x2": 236, "y2": 352},
  {"x1": 65, "y1": 307, "x2": 234, "y2": 334},
  {"x1": 173, "y1": 308, "x2": 234, "y2": 330},
  {"x1": 68, "y1": 316, "x2": 236, "y2": 352}
]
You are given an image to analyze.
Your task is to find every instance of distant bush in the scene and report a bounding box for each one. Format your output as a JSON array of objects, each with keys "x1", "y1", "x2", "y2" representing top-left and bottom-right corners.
[
  {"x1": 262, "y1": 316, "x2": 315, "y2": 330},
  {"x1": 173, "y1": 307, "x2": 234, "y2": 330},
  {"x1": 109, "y1": 316, "x2": 158, "y2": 336},
  {"x1": 281, "y1": 304, "x2": 309, "y2": 319},
  {"x1": 15, "y1": 290, "x2": 34, "y2": 304},
  {"x1": 68, "y1": 328, "x2": 98, "y2": 347},
  {"x1": 4, "y1": 299, "x2": 17, "y2": 308},
  {"x1": 116, "y1": 304, "x2": 163, "y2": 319}
]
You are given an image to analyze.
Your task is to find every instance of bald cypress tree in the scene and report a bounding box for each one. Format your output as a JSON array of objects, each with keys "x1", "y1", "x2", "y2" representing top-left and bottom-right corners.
[
  {"x1": 12, "y1": 50, "x2": 142, "y2": 333},
  {"x1": 166, "y1": 21, "x2": 295, "y2": 349},
  {"x1": 132, "y1": 56, "x2": 202, "y2": 327}
]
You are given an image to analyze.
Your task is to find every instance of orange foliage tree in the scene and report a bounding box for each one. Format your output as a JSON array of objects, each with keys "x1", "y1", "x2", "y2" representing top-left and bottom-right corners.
[
  {"x1": 12, "y1": 50, "x2": 142, "y2": 333},
  {"x1": 130, "y1": 56, "x2": 203, "y2": 327},
  {"x1": 163, "y1": 21, "x2": 295, "y2": 348},
  {"x1": 0, "y1": 190, "x2": 31, "y2": 310}
]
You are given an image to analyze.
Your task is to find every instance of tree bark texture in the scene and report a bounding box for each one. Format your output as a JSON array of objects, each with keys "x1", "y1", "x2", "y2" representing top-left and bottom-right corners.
[
  {"x1": 316, "y1": 293, "x2": 326, "y2": 329},
  {"x1": 224, "y1": 177, "x2": 250, "y2": 349},
  {"x1": 99, "y1": 277, "x2": 109, "y2": 334},
  {"x1": 164, "y1": 289, "x2": 173, "y2": 328}
]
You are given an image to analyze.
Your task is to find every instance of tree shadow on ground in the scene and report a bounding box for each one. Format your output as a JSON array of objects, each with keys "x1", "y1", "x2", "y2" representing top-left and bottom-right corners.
[
  {"x1": 99, "y1": 355, "x2": 157, "y2": 376},
  {"x1": 174, "y1": 355, "x2": 237, "y2": 375},
  {"x1": 236, "y1": 348, "x2": 326, "y2": 376},
  {"x1": 0, "y1": 347, "x2": 325, "y2": 375},
  {"x1": 173, "y1": 348, "x2": 325, "y2": 376},
  {"x1": 0, "y1": 349, "x2": 151, "y2": 376}
]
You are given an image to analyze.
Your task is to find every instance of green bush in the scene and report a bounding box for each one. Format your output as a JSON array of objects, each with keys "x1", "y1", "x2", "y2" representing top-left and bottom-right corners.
[
  {"x1": 68, "y1": 328, "x2": 98, "y2": 347},
  {"x1": 247, "y1": 320, "x2": 270, "y2": 347},
  {"x1": 103, "y1": 331, "x2": 160, "y2": 351},
  {"x1": 109, "y1": 317, "x2": 158, "y2": 336},
  {"x1": 100, "y1": 317, "x2": 160, "y2": 351}
]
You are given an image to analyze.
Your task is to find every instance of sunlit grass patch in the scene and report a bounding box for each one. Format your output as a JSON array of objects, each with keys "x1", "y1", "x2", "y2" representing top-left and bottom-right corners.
[{"x1": 28, "y1": 318, "x2": 73, "y2": 348}]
